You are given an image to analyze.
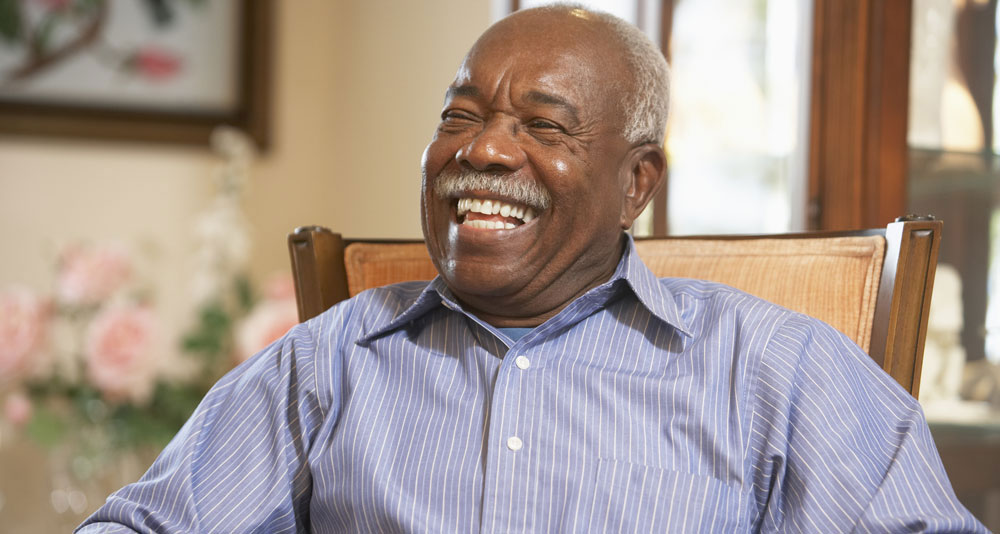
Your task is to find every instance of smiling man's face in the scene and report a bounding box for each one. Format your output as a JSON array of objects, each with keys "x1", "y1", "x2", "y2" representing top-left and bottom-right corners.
[{"x1": 420, "y1": 8, "x2": 664, "y2": 327}]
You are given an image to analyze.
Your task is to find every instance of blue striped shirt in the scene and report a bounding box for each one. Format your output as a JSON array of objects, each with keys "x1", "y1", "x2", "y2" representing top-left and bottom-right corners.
[{"x1": 78, "y1": 237, "x2": 985, "y2": 533}]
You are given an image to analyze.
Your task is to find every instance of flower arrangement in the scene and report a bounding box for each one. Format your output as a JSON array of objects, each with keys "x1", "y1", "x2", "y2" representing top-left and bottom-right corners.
[
  {"x1": 0, "y1": 128, "x2": 305, "y2": 526},
  {"x1": 0, "y1": 128, "x2": 297, "y2": 481},
  {"x1": 0, "y1": 244, "x2": 301, "y2": 457},
  {"x1": 0, "y1": 243, "x2": 215, "y2": 453}
]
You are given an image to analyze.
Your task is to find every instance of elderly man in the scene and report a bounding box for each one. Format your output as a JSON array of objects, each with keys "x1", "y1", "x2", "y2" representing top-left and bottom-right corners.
[{"x1": 80, "y1": 5, "x2": 985, "y2": 533}]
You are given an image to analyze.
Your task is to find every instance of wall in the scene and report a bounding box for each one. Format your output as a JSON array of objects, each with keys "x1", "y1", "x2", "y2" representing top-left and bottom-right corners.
[{"x1": 247, "y1": 0, "x2": 490, "y2": 278}]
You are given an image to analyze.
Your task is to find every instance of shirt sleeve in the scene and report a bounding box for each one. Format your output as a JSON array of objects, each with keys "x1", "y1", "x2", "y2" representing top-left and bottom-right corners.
[
  {"x1": 76, "y1": 320, "x2": 330, "y2": 533},
  {"x1": 747, "y1": 313, "x2": 987, "y2": 533}
]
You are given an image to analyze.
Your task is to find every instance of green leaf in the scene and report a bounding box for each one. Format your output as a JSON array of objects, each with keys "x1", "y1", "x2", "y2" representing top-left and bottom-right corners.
[
  {"x1": 0, "y1": 0, "x2": 23, "y2": 45},
  {"x1": 235, "y1": 274, "x2": 256, "y2": 313},
  {"x1": 181, "y1": 301, "x2": 233, "y2": 355},
  {"x1": 141, "y1": 0, "x2": 174, "y2": 28},
  {"x1": 201, "y1": 302, "x2": 231, "y2": 329},
  {"x1": 105, "y1": 383, "x2": 207, "y2": 449},
  {"x1": 33, "y1": 12, "x2": 60, "y2": 55},
  {"x1": 72, "y1": 0, "x2": 103, "y2": 17},
  {"x1": 26, "y1": 407, "x2": 69, "y2": 448}
]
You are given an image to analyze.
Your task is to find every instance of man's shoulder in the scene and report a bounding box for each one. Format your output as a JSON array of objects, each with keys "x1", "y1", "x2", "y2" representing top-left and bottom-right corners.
[
  {"x1": 652, "y1": 276, "x2": 847, "y2": 349},
  {"x1": 316, "y1": 280, "x2": 429, "y2": 319},
  {"x1": 655, "y1": 276, "x2": 797, "y2": 319},
  {"x1": 304, "y1": 280, "x2": 432, "y2": 339},
  {"x1": 659, "y1": 277, "x2": 891, "y2": 381}
]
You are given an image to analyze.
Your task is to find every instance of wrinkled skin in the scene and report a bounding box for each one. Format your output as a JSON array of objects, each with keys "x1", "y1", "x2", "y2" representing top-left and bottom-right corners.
[{"x1": 420, "y1": 8, "x2": 666, "y2": 327}]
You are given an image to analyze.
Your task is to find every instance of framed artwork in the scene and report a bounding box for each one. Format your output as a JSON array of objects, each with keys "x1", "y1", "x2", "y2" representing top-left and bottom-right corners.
[{"x1": 0, "y1": 0, "x2": 272, "y2": 148}]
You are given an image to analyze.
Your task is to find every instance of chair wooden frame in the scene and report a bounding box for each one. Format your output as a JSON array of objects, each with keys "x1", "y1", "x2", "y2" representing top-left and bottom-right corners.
[{"x1": 288, "y1": 217, "x2": 942, "y2": 396}]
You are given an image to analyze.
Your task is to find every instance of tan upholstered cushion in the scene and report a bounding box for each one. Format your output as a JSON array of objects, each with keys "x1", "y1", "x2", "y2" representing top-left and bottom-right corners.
[
  {"x1": 344, "y1": 236, "x2": 885, "y2": 353},
  {"x1": 635, "y1": 236, "x2": 885, "y2": 352},
  {"x1": 344, "y1": 242, "x2": 438, "y2": 297}
]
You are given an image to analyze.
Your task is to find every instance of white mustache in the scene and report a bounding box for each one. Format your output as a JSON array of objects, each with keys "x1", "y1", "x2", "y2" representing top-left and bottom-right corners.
[{"x1": 432, "y1": 170, "x2": 551, "y2": 211}]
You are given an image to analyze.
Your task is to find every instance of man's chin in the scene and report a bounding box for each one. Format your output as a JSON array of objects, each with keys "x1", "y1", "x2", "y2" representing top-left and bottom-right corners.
[{"x1": 439, "y1": 260, "x2": 526, "y2": 300}]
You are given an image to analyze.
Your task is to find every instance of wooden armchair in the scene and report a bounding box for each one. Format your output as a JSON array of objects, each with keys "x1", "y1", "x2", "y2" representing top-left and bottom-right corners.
[{"x1": 288, "y1": 217, "x2": 942, "y2": 397}]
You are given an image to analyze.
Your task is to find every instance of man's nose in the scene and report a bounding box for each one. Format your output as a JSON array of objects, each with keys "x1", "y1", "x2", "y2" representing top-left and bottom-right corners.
[{"x1": 455, "y1": 117, "x2": 527, "y2": 171}]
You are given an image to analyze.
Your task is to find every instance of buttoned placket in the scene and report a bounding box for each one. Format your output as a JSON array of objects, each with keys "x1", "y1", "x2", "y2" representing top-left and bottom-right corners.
[
  {"x1": 436, "y1": 284, "x2": 628, "y2": 533},
  {"x1": 476, "y1": 327, "x2": 539, "y2": 533}
]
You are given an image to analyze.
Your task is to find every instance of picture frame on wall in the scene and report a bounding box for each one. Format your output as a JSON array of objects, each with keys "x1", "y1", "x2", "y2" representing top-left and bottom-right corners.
[{"x1": 0, "y1": 0, "x2": 271, "y2": 149}]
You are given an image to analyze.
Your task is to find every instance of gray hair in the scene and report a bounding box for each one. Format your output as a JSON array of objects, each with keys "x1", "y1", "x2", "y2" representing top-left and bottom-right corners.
[{"x1": 524, "y1": 4, "x2": 671, "y2": 145}]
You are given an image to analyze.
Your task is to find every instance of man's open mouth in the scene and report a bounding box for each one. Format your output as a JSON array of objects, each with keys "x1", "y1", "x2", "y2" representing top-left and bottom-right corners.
[{"x1": 455, "y1": 197, "x2": 538, "y2": 229}]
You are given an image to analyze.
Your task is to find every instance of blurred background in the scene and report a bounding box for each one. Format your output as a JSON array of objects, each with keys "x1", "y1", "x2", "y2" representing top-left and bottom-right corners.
[{"x1": 0, "y1": 0, "x2": 998, "y2": 530}]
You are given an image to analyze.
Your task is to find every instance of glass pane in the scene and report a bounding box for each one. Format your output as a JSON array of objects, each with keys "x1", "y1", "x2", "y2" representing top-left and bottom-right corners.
[
  {"x1": 909, "y1": 0, "x2": 988, "y2": 152},
  {"x1": 909, "y1": 0, "x2": 999, "y2": 368},
  {"x1": 908, "y1": 0, "x2": 1000, "y2": 528},
  {"x1": 666, "y1": 0, "x2": 812, "y2": 235}
]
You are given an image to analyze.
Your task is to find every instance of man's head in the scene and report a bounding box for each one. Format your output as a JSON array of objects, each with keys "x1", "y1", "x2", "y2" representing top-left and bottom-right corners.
[{"x1": 420, "y1": 5, "x2": 670, "y2": 327}]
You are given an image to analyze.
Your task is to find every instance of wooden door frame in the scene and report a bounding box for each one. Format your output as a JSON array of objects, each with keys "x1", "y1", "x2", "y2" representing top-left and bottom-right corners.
[{"x1": 806, "y1": 0, "x2": 913, "y2": 231}]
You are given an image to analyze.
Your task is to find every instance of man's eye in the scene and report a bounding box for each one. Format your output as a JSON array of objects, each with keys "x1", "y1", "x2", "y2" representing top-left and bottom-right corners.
[
  {"x1": 528, "y1": 119, "x2": 561, "y2": 130},
  {"x1": 442, "y1": 110, "x2": 475, "y2": 122}
]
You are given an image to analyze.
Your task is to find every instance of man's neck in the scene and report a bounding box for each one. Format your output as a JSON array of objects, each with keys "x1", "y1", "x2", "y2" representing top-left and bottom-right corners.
[{"x1": 454, "y1": 236, "x2": 627, "y2": 328}]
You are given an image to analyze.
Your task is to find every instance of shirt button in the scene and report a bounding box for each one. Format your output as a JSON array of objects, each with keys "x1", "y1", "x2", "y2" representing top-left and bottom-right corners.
[
  {"x1": 514, "y1": 355, "x2": 531, "y2": 370},
  {"x1": 506, "y1": 436, "x2": 523, "y2": 451}
]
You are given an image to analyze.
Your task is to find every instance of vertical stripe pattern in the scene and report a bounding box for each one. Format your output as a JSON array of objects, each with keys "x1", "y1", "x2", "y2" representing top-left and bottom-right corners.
[{"x1": 78, "y1": 238, "x2": 985, "y2": 533}]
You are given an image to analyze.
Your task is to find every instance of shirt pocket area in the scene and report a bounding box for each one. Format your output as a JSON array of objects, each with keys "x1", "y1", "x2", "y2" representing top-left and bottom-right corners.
[{"x1": 581, "y1": 459, "x2": 742, "y2": 533}]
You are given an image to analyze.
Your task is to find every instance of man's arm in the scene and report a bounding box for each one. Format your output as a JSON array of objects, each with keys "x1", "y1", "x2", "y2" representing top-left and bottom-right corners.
[
  {"x1": 748, "y1": 313, "x2": 987, "y2": 533},
  {"x1": 76, "y1": 321, "x2": 330, "y2": 533}
]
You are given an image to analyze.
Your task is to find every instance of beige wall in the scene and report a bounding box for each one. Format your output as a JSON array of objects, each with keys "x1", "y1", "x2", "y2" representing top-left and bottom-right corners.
[
  {"x1": 248, "y1": 0, "x2": 490, "y2": 278},
  {"x1": 0, "y1": 0, "x2": 490, "y2": 336}
]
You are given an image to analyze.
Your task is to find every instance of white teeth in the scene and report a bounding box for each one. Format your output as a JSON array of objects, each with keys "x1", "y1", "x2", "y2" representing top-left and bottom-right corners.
[
  {"x1": 455, "y1": 197, "x2": 541, "y2": 228},
  {"x1": 462, "y1": 219, "x2": 510, "y2": 229}
]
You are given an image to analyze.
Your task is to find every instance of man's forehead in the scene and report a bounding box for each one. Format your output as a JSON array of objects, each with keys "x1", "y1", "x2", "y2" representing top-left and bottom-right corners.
[{"x1": 450, "y1": 39, "x2": 611, "y2": 98}]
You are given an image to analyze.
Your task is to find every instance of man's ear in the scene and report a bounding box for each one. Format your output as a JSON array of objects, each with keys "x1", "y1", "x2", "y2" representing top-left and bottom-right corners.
[{"x1": 620, "y1": 143, "x2": 667, "y2": 229}]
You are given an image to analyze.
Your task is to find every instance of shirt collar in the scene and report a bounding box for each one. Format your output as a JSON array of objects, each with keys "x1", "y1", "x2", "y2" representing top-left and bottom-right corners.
[
  {"x1": 614, "y1": 235, "x2": 694, "y2": 336},
  {"x1": 357, "y1": 234, "x2": 693, "y2": 344}
]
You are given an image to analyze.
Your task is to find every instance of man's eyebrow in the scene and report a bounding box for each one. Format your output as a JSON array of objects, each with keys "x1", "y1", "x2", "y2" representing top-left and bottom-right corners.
[
  {"x1": 445, "y1": 85, "x2": 480, "y2": 100},
  {"x1": 525, "y1": 90, "x2": 579, "y2": 123}
]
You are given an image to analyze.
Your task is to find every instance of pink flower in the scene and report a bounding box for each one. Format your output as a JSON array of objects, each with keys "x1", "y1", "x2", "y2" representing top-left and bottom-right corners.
[
  {"x1": 85, "y1": 304, "x2": 158, "y2": 403},
  {"x1": 130, "y1": 47, "x2": 182, "y2": 82},
  {"x1": 0, "y1": 287, "x2": 47, "y2": 382},
  {"x1": 235, "y1": 299, "x2": 299, "y2": 364},
  {"x1": 57, "y1": 244, "x2": 131, "y2": 306},
  {"x1": 4, "y1": 391, "x2": 33, "y2": 426}
]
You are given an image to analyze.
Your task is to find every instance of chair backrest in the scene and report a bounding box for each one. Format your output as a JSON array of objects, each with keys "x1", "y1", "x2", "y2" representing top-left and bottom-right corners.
[{"x1": 288, "y1": 218, "x2": 942, "y2": 396}]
